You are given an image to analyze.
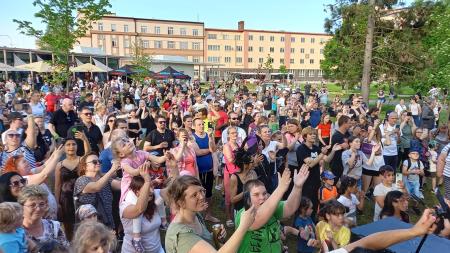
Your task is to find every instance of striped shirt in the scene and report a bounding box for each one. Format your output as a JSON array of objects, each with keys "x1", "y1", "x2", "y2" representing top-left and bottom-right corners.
[
  {"x1": 442, "y1": 143, "x2": 450, "y2": 178},
  {"x1": 1, "y1": 144, "x2": 36, "y2": 174}
]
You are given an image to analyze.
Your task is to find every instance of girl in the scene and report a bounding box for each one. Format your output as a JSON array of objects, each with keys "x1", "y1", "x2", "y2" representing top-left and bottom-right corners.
[
  {"x1": 317, "y1": 114, "x2": 332, "y2": 148},
  {"x1": 337, "y1": 177, "x2": 364, "y2": 227},
  {"x1": 111, "y1": 138, "x2": 166, "y2": 253},
  {"x1": 428, "y1": 142, "x2": 438, "y2": 192},
  {"x1": 316, "y1": 200, "x2": 351, "y2": 250},
  {"x1": 379, "y1": 190, "x2": 410, "y2": 223},
  {"x1": 268, "y1": 112, "x2": 279, "y2": 132}
]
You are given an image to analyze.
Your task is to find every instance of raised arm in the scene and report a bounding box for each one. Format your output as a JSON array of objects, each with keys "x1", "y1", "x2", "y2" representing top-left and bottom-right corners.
[
  {"x1": 54, "y1": 162, "x2": 62, "y2": 204},
  {"x1": 121, "y1": 168, "x2": 152, "y2": 219},
  {"x1": 82, "y1": 162, "x2": 120, "y2": 194},
  {"x1": 283, "y1": 165, "x2": 310, "y2": 218},
  {"x1": 24, "y1": 115, "x2": 36, "y2": 149},
  {"x1": 28, "y1": 146, "x2": 64, "y2": 186}
]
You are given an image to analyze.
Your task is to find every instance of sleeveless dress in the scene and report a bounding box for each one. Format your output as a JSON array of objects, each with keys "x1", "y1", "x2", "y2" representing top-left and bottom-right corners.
[
  {"x1": 232, "y1": 173, "x2": 245, "y2": 213},
  {"x1": 128, "y1": 121, "x2": 140, "y2": 139},
  {"x1": 58, "y1": 161, "x2": 79, "y2": 223}
]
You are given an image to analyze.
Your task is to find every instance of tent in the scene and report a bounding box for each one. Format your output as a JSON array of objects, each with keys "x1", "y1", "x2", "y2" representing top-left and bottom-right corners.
[
  {"x1": 154, "y1": 66, "x2": 190, "y2": 79},
  {"x1": 109, "y1": 64, "x2": 154, "y2": 76},
  {"x1": 70, "y1": 63, "x2": 106, "y2": 73},
  {"x1": 16, "y1": 61, "x2": 53, "y2": 73}
]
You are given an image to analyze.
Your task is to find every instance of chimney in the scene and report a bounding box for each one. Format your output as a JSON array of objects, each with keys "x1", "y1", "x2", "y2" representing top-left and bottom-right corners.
[{"x1": 238, "y1": 21, "x2": 245, "y2": 31}]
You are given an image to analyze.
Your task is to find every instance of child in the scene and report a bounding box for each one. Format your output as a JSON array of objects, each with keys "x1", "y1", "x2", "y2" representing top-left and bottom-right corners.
[
  {"x1": 337, "y1": 176, "x2": 364, "y2": 227},
  {"x1": 318, "y1": 170, "x2": 338, "y2": 210},
  {"x1": 373, "y1": 165, "x2": 405, "y2": 221},
  {"x1": 402, "y1": 148, "x2": 424, "y2": 200},
  {"x1": 0, "y1": 202, "x2": 31, "y2": 253},
  {"x1": 76, "y1": 204, "x2": 98, "y2": 222},
  {"x1": 428, "y1": 142, "x2": 438, "y2": 191},
  {"x1": 316, "y1": 200, "x2": 351, "y2": 250},
  {"x1": 284, "y1": 197, "x2": 320, "y2": 253},
  {"x1": 112, "y1": 138, "x2": 166, "y2": 253}
]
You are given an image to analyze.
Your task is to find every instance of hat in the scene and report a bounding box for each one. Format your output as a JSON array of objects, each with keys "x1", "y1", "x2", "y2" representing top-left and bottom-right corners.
[
  {"x1": 8, "y1": 112, "x2": 25, "y2": 121},
  {"x1": 3, "y1": 129, "x2": 20, "y2": 135},
  {"x1": 76, "y1": 204, "x2": 97, "y2": 220},
  {"x1": 409, "y1": 147, "x2": 420, "y2": 154},
  {"x1": 321, "y1": 170, "x2": 336, "y2": 180}
]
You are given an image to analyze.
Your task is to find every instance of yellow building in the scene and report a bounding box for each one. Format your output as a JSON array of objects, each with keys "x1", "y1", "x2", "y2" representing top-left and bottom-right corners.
[{"x1": 79, "y1": 14, "x2": 331, "y2": 81}]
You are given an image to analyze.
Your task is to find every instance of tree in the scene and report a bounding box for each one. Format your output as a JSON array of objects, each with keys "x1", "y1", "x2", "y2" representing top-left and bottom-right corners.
[
  {"x1": 279, "y1": 64, "x2": 288, "y2": 83},
  {"x1": 14, "y1": 0, "x2": 111, "y2": 88},
  {"x1": 129, "y1": 41, "x2": 152, "y2": 84},
  {"x1": 263, "y1": 54, "x2": 273, "y2": 80}
]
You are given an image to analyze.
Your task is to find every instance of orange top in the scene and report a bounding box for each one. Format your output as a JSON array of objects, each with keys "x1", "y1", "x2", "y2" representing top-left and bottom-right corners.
[
  {"x1": 317, "y1": 123, "x2": 332, "y2": 138},
  {"x1": 319, "y1": 185, "x2": 338, "y2": 202}
]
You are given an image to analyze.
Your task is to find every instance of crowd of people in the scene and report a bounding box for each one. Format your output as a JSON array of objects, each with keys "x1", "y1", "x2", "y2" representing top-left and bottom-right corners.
[{"x1": 0, "y1": 76, "x2": 449, "y2": 253}]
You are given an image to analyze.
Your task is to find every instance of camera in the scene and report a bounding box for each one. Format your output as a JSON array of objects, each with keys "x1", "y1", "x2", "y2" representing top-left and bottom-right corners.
[{"x1": 433, "y1": 188, "x2": 450, "y2": 235}]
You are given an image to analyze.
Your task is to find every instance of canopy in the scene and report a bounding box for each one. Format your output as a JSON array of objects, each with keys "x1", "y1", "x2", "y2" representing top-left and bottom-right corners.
[
  {"x1": 154, "y1": 66, "x2": 190, "y2": 79},
  {"x1": 109, "y1": 64, "x2": 154, "y2": 77},
  {"x1": 16, "y1": 61, "x2": 53, "y2": 73},
  {"x1": 70, "y1": 63, "x2": 106, "y2": 72},
  {"x1": 0, "y1": 63, "x2": 26, "y2": 72}
]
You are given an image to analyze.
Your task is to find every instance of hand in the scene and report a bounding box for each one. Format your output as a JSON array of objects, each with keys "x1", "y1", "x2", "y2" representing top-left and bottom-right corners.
[
  {"x1": 340, "y1": 142, "x2": 349, "y2": 149},
  {"x1": 277, "y1": 168, "x2": 292, "y2": 193},
  {"x1": 331, "y1": 143, "x2": 342, "y2": 151},
  {"x1": 325, "y1": 230, "x2": 334, "y2": 241},
  {"x1": 111, "y1": 160, "x2": 121, "y2": 171},
  {"x1": 253, "y1": 154, "x2": 264, "y2": 165},
  {"x1": 372, "y1": 143, "x2": 381, "y2": 153},
  {"x1": 293, "y1": 164, "x2": 310, "y2": 188},
  {"x1": 321, "y1": 145, "x2": 330, "y2": 155},
  {"x1": 411, "y1": 208, "x2": 437, "y2": 236},
  {"x1": 74, "y1": 131, "x2": 87, "y2": 141},
  {"x1": 152, "y1": 177, "x2": 164, "y2": 186},
  {"x1": 139, "y1": 167, "x2": 151, "y2": 183},
  {"x1": 238, "y1": 205, "x2": 257, "y2": 230},
  {"x1": 218, "y1": 224, "x2": 227, "y2": 240},
  {"x1": 54, "y1": 144, "x2": 65, "y2": 157},
  {"x1": 160, "y1": 142, "x2": 169, "y2": 148},
  {"x1": 137, "y1": 161, "x2": 150, "y2": 172}
]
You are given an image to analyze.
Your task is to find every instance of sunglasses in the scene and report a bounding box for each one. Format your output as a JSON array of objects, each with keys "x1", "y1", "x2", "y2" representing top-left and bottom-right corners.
[
  {"x1": 86, "y1": 159, "x2": 102, "y2": 165},
  {"x1": 7, "y1": 133, "x2": 21, "y2": 138},
  {"x1": 231, "y1": 117, "x2": 238, "y2": 120},
  {"x1": 10, "y1": 178, "x2": 27, "y2": 187}
]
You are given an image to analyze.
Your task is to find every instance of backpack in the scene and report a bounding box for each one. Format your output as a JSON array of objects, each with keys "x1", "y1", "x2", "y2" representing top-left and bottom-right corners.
[{"x1": 405, "y1": 158, "x2": 428, "y2": 177}]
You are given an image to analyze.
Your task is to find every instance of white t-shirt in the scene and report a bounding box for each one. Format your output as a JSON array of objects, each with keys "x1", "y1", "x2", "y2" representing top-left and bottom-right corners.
[
  {"x1": 410, "y1": 103, "x2": 420, "y2": 116},
  {"x1": 380, "y1": 123, "x2": 398, "y2": 156},
  {"x1": 395, "y1": 104, "x2": 407, "y2": 116},
  {"x1": 338, "y1": 194, "x2": 360, "y2": 224},
  {"x1": 221, "y1": 126, "x2": 247, "y2": 145},
  {"x1": 329, "y1": 249, "x2": 348, "y2": 253},
  {"x1": 373, "y1": 183, "x2": 398, "y2": 221},
  {"x1": 262, "y1": 141, "x2": 280, "y2": 163}
]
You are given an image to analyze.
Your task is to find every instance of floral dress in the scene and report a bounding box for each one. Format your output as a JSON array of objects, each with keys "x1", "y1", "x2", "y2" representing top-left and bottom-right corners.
[{"x1": 26, "y1": 219, "x2": 69, "y2": 248}]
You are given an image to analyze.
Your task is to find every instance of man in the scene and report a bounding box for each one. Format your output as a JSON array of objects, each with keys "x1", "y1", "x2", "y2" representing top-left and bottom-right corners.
[
  {"x1": 421, "y1": 98, "x2": 436, "y2": 130},
  {"x1": 329, "y1": 115, "x2": 351, "y2": 184},
  {"x1": 222, "y1": 112, "x2": 247, "y2": 145},
  {"x1": 29, "y1": 91, "x2": 46, "y2": 117},
  {"x1": 192, "y1": 117, "x2": 219, "y2": 222},
  {"x1": 209, "y1": 101, "x2": 228, "y2": 143},
  {"x1": 143, "y1": 115, "x2": 175, "y2": 156},
  {"x1": 48, "y1": 98, "x2": 77, "y2": 139},
  {"x1": 240, "y1": 103, "x2": 254, "y2": 133},
  {"x1": 44, "y1": 88, "x2": 59, "y2": 117},
  {"x1": 78, "y1": 93, "x2": 94, "y2": 112},
  {"x1": 1, "y1": 112, "x2": 25, "y2": 144},
  {"x1": 70, "y1": 107, "x2": 103, "y2": 156},
  {"x1": 380, "y1": 112, "x2": 400, "y2": 169}
]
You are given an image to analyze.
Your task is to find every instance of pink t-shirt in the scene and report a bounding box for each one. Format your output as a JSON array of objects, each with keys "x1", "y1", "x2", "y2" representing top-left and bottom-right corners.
[
  {"x1": 224, "y1": 142, "x2": 240, "y2": 174},
  {"x1": 120, "y1": 150, "x2": 150, "y2": 202},
  {"x1": 170, "y1": 146, "x2": 197, "y2": 177}
]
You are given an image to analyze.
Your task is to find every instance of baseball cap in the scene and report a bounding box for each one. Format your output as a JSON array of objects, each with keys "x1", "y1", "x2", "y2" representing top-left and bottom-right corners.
[
  {"x1": 321, "y1": 170, "x2": 336, "y2": 180},
  {"x1": 8, "y1": 112, "x2": 25, "y2": 121},
  {"x1": 409, "y1": 147, "x2": 420, "y2": 154}
]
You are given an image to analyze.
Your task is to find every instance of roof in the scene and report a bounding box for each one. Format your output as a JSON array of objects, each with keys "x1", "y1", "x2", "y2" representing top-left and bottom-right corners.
[
  {"x1": 205, "y1": 27, "x2": 331, "y2": 37},
  {"x1": 102, "y1": 14, "x2": 204, "y2": 25}
]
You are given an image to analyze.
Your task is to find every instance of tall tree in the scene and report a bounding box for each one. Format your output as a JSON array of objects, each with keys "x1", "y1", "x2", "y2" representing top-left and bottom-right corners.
[
  {"x1": 129, "y1": 41, "x2": 152, "y2": 84},
  {"x1": 14, "y1": 0, "x2": 111, "y2": 88}
]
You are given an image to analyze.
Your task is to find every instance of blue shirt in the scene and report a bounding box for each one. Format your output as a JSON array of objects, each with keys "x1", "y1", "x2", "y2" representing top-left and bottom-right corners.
[
  {"x1": 293, "y1": 216, "x2": 316, "y2": 253},
  {"x1": 99, "y1": 147, "x2": 113, "y2": 173},
  {"x1": 193, "y1": 133, "x2": 213, "y2": 173},
  {"x1": 0, "y1": 227, "x2": 27, "y2": 253},
  {"x1": 309, "y1": 109, "x2": 322, "y2": 128}
]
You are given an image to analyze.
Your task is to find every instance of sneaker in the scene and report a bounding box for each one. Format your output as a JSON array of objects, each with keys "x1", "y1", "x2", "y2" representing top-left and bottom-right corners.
[
  {"x1": 226, "y1": 220, "x2": 234, "y2": 227},
  {"x1": 131, "y1": 239, "x2": 144, "y2": 253}
]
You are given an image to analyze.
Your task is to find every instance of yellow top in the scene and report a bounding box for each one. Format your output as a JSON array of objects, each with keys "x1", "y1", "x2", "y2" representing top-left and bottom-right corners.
[{"x1": 316, "y1": 220, "x2": 351, "y2": 247}]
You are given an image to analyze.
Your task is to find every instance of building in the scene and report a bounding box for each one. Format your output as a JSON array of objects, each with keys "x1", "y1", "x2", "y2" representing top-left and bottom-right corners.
[{"x1": 78, "y1": 13, "x2": 331, "y2": 82}]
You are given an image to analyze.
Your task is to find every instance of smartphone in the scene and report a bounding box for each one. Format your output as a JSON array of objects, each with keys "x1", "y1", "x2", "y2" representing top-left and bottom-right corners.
[{"x1": 395, "y1": 173, "x2": 403, "y2": 185}]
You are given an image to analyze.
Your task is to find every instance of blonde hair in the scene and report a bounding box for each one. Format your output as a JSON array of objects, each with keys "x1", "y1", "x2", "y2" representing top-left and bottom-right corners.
[
  {"x1": 18, "y1": 185, "x2": 48, "y2": 205},
  {"x1": 72, "y1": 220, "x2": 116, "y2": 253},
  {"x1": 0, "y1": 202, "x2": 23, "y2": 232},
  {"x1": 94, "y1": 103, "x2": 106, "y2": 113},
  {"x1": 301, "y1": 126, "x2": 317, "y2": 139}
]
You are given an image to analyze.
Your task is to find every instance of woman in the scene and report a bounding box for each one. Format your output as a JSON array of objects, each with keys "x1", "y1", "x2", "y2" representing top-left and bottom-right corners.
[
  {"x1": 410, "y1": 97, "x2": 422, "y2": 127},
  {"x1": 19, "y1": 185, "x2": 69, "y2": 249},
  {"x1": 72, "y1": 220, "x2": 116, "y2": 253},
  {"x1": 342, "y1": 136, "x2": 380, "y2": 185},
  {"x1": 106, "y1": 100, "x2": 119, "y2": 115},
  {"x1": 0, "y1": 172, "x2": 27, "y2": 203},
  {"x1": 362, "y1": 119, "x2": 385, "y2": 195},
  {"x1": 136, "y1": 100, "x2": 153, "y2": 139},
  {"x1": 317, "y1": 114, "x2": 332, "y2": 148},
  {"x1": 54, "y1": 138, "x2": 83, "y2": 241},
  {"x1": 102, "y1": 114, "x2": 117, "y2": 147},
  {"x1": 285, "y1": 119, "x2": 302, "y2": 186},
  {"x1": 169, "y1": 104, "x2": 183, "y2": 131},
  {"x1": 123, "y1": 97, "x2": 135, "y2": 113},
  {"x1": 399, "y1": 111, "x2": 416, "y2": 164},
  {"x1": 377, "y1": 89, "x2": 385, "y2": 109},
  {"x1": 120, "y1": 170, "x2": 165, "y2": 253},
  {"x1": 379, "y1": 190, "x2": 410, "y2": 223},
  {"x1": 74, "y1": 152, "x2": 121, "y2": 229},
  {"x1": 92, "y1": 103, "x2": 108, "y2": 134},
  {"x1": 367, "y1": 107, "x2": 380, "y2": 124},
  {"x1": 170, "y1": 128, "x2": 198, "y2": 178},
  {"x1": 165, "y1": 175, "x2": 257, "y2": 253},
  {"x1": 128, "y1": 109, "x2": 142, "y2": 142}
]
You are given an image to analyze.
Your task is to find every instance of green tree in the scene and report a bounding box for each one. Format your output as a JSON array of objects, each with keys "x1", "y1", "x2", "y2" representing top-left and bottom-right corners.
[
  {"x1": 129, "y1": 41, "x2": 152, "y2": 84},
  {"x1": 279, "y1": 64, "x2": 288, "y2": 83},
  {"x1": 263, "y1": 54, "x2": 273, "y2": 80},
  {"x1": 14, "y1": 0, "x2": 111, "y2": 88}
]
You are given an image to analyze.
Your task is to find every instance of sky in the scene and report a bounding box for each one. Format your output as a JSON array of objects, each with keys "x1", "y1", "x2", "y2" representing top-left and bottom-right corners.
[{"x1": 0, "y1": 0, "x2": 412, "y2": 49}]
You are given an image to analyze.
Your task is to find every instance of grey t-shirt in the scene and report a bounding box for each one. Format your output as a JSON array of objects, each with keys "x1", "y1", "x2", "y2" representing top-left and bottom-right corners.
[
  {"x1": 402, "y1": 159, "x2": 422, "y2": 182},
  {"x1": 165, "y1": 214, "x2": 212, "y2": 253}
]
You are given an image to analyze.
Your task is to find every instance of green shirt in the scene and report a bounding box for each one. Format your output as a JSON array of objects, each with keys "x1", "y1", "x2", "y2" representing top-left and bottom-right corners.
[
  {"x1": 165, "y1": 214, "x2": 212, "y2": 253},
  {"x1": 235, "y1": 202, "x2": 285, "y2": 253}
]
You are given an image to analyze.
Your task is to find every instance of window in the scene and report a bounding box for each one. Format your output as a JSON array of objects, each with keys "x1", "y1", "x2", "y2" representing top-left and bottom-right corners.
[
  {"x1": 154, "y1": 41, "x2": 162, "y2": 48},
  {"x1": 310, "y1": 59, "x2": 314, "y2": 64},
  {"x1": 291, "y1": 37, "x2": 295, "y2": 42},
  {"x1": 168, "y1": 41, "x2": 175, "y2": 49},
  {"x1": 310, "y1": 49, "x2": 315, "y2": 54},
  {"x1": 270, "y1": 36, "x2": 275, "y2": 42},
  {"x1": 306, "y1": 54, "x2": 310, "y2": 59},
  {"x1": 318, "y1": 70, "x2": 323, "y2": 77},
  {"x1": 309, "y1": 70, "x2": 315, "y2": 77},
  {"x1": 194, "y1": 69, "x2": 199, "y2": 76},
  {"x1": 193, "y1": 29, "x2": 199, "y2": 36},
  {"x1": 193, "y1": 57, "x2": 200, "y2": 63},
  {"x1": 207, "y1": 45, "x2": 220, "y2": 51},
  {"x1": 300, "y1": 48, "x2": 305, "y2": 53},
  {"x1": 259, "y1": 58, "x2": 264, "y2": 63},
  {"x1": 124, "y1": 39, "x2": 130, "y2": 48},
  {"x1": 299, "y1": 69, "x2": 305, "y2": 77},
  {"x1": 223, "y1": 34, "x2": 230, "y2": 40},
  {"x1": 111, "y1": 24, "x2": 116, "y2": 32},
  {"x1": 235, "y1": 35, "x2": 241, "y2": 40},
  {"x1": 225, "y1": 45, "x2": 233, "y2": 51},
  {"x1": 207, "y1": 56, "x2": 220, "y2": 63},
  {"x1": 259, "y1": 35, "x2": 264, "y2": 41},
  {"x1": 281, "y1": 37, "x2": 285, "y2": 42},
  {"x1": 98, "y1": 34, "x2": 105, "y2": 40},
  {"x1": 111, "y1": 38, "x2": 118, "y2": 47},
  {"x1": 300, "y1": 59, "x2": 304, "y2": 64},
  {"x1": 280, "y1": 59, "x2": 284, "y2": 64},
  {"x1": 140, "y1": 26, "x2": 147, "y2": 33},
  {"x1": 290, "y1": 59, "x2": 294, "y2": 64},
  {"x1": 270, "y1": 47, "x2": 274, "y2": 53},
  {"x1": 248, "y1": 46, "x2": 253, "y2": 52},
  {"x1": 259, "y1": 47, "x2": 264, "y2": 52},
  {"x1": 180, "y1": 28, "x2": 186, "y2": 35},
  {"x1": 248, "y1": 58, "x2": 253, "y2": 63},
  {"x1": 192, "y1": 42, "x2": 200, "y2": 50},
  {"x1": 311, "y1": 38, "x2": 315, "y2": 43},
  {"x1": 301, "y1": 37, "x2": 305, "y2": 43},
  {"x1": 320, "y1": 49, "x2": 324, "y2": 54},
  {"x1": 280, "y1": 48, "x2": 284, "y2": 53},
  {"x1": 180, "y1": 41, "x2": 188, "y2": 50},
  {"x1": 98, "y1": 22, "x2": 103, "y2": 31},
  {"x1": 124, "y1": 25, "x2": 129, "y2": 32},
  {"x1": 290, "y1": 48, "x2": 295, "y2": 53},
  {"x1": 236, "y1": 57, "x2": 242, "y2": 63},
  {"x1": 249, "y1": 35, "x2": 253, "y2": 40},
  {"x1": 142, "y1": 40, "x2": 149, "y2": 48},
  {"x1": 236, "y1": 46, "x2": 242, "y2": 51},
  {"x1": 208, "y1": 34, "x2": 217, "y2": 39},
  {"x1": 155, "y1": 26, "x2": 160, "y2": 34},
  {"x1": 168, "y1": 27, "x2": 174, "y2": 35},
  {"x1": 225, "y1": 57, "x2": 231, "y2": 63}
]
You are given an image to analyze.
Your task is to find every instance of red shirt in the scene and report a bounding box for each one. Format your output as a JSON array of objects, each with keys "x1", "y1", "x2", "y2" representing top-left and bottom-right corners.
[
  {"x1": 210, "y1": 110, "x2": 229, "y2": 138},
  {"x1": 317, "y1": 122, "x2": 332, "y2": 138},
  {"x1": 44, "y1": 93, "x2": 59, "y2": 112}
]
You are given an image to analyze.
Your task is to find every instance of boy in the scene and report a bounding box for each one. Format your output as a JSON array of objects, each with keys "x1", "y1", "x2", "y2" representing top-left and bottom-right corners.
[
  {"x1": 373, "y1": 165, "x2": 405, "y2": 221},
  {"x1": 0, "y1": 202, "x2": 34, "y2": 253},
  {"x1": 318, "y1": 170, "x2": 338, "y2": 210},
  {"x1": 402, "y1": 148, "x2": 425, "y2": 199}
]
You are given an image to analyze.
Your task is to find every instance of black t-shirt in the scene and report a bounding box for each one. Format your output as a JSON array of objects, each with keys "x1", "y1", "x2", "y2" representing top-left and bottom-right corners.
[
  {"x1": 50, "y1": 109, "x2": 77, "y2": 138},
  {"x1": 145, "y1": 129, "x2": 175, "y2": 156},
  {"x1": 296, "y1": 143, "x2": 321, "y2": 199},
  {"x1": 68, "y1": 123, "x2": 103, "y2": 156},
  {"x1": 330, "y1": 130, "x2": 350, "y2": 178},
  {"x1": 240, "y1": 114, "x2": 253, "y2": 133},
  {"x1": 263, "y1": 96, "x2": 272, "y2": 110}
]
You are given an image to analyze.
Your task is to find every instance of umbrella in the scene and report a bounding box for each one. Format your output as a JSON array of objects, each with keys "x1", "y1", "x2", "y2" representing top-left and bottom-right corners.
[
  {"x1": 70, "y1": 63, "x2": 106, "y2": 72},
  {"x1": 16, "y1": 61, "x2": 53, "y2": 73},
  {"x1": 0, "y1": 63, "x2": 26, "y2": 72}
]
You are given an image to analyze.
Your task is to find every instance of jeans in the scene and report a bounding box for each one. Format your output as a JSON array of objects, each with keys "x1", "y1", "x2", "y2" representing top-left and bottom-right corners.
[
  {"x1": 412, "y1": 115, "x2": 421, "y2": 127},
  {"x1": 406, "y1": 180, "x2": 424, "y2": 199}
]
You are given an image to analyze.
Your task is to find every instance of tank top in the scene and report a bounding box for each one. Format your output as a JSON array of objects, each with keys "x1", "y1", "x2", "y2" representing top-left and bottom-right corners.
[
  {"x1": 193, "y1": 133, "x2": 213, "y2": 173},
  {"x1": 233, "y1": 173, "x2": 244, "y2": 212}
]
